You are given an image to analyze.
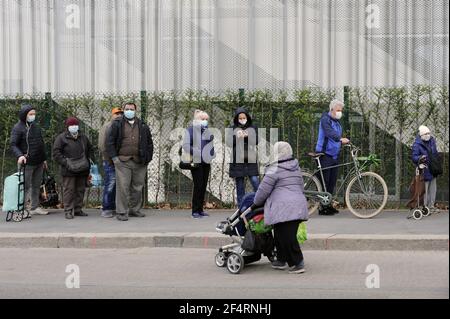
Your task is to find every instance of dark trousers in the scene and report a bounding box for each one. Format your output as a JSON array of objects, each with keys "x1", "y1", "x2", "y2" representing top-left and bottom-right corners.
[
  {"x1": 273, "y1": 220, "x2": 303, "y2": 267},
  {"x1": 62, "y1": 176, "x2": 87, "y2": 213},
  {"x1": 319, "y1": 154, "x2": 339, "y2": 194},
  {"x1": 191, "y1": 164, "x2": 210, "y2": 213}
]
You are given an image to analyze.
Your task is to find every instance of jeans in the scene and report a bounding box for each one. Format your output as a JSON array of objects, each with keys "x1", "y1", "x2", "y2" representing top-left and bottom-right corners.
[
  {"x1": 102, "y1": 161, "x2": 116, "y2": 211},
  {"x1": 235, "y1": 175, "x2": 260, "y2": 207}
]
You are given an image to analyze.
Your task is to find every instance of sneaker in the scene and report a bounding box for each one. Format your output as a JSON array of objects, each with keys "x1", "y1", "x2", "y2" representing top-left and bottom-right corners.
[
  {"x1": 288, "y1": 261, "x2": 305, "y2": 274},
  {"x1": 74, "y1": 211, "x2": 88, "y2": 217},
  {"x1": 101, "y1": 210, "x2": 114, "y2": 218},
  {"x1": 271, "y1": 260, "x2": 288, "y2": 270},
  {"x1": 192, "y1": 212, "x2": 203, "y2": 219},
  {"x1": 30, "y1": 207, "x2": 49, "y2": 215},
  {"x1": 65, "y1": 212, "x2": 74, "y2": 219},
  {"x1": 199, "y1": 211, "x2": 210, "y2": 217},
  {"x1": 116, "y1": 214, "x2": 128, "y2": 221},
  {"x1": 129, "y1": 211, "x2": 146, "y2": 218}
]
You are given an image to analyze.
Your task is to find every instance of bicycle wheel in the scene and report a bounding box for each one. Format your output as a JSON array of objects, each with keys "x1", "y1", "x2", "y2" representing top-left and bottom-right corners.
[
  {"x1": 301, "y1": 171, "x2": 322, "y2": 216},
  {"x1": 345, "y1": 171, "x2": 388, "y2": 219}
]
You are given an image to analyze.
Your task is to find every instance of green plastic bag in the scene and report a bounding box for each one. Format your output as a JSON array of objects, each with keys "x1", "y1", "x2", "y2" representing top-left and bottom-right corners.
[
  {"x1": 297, "y1": 222, "x2": 307, "y2": 244},
  {"x1": 248, "y1": 219, "x2": 272, "y2": 234}
]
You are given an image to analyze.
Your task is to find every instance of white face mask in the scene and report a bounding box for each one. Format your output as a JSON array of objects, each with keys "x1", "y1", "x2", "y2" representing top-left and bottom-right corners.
[
  {"x1": 238, "y1": 119, "x2": 247, "y2": 126},
  {"x1": 27, "y1": 115, "x2": 36, "y2": 123},
  {"x1": 334, "y1": 111, "x2": 343, "y2": 120},
  {"x1": 68, "y1": 125, "x2": 79, "y2": 134},
  {"x1": 421, "y1": 134, "x2": 431, "y2": 141}
]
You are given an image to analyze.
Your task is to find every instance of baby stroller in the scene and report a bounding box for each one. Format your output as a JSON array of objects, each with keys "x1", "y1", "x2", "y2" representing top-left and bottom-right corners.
[
  {"x1": 215, "y1": 193, "x2": 275, "y2": 274},
  {"x1": 407, "y1": 163, "x2": 431, "y2": 220}
]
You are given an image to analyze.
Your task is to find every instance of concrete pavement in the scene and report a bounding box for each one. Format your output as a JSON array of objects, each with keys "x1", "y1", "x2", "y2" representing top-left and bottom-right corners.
[
  {"x1": 0, "y1": 248, "x2": 448, "y2": 298},
  {"x1": 0, "y1": 209, "x2": 448, "y2": 250}
]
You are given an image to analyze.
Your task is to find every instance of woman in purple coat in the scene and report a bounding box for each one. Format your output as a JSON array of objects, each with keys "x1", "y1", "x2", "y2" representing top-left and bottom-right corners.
[{"x1": 253, "y1": 142, "x2": 309, "y2": 274}]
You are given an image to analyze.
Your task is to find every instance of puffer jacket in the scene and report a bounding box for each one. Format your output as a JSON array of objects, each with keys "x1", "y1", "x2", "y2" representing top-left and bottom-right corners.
[
  {"x1": 315, "y1": 112, "x2": 342, "y2": 160},
  {"x1": 10, "y1": 104, "x2": 47, "y2": 165},
  {"x1": 226, "y1": 107, "x2": 259, "y2": 178},
  {"x1": 253, "y1": 158, "x2": 309, "y2": 225},
  {"x1": 411, "y1": 135, "x2": 439, "y2": 181}
]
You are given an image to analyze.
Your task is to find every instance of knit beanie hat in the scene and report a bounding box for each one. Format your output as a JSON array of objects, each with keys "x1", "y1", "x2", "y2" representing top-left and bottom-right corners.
[
  {"x1": 273, "y1": 141, "x2": 293, "y2": 161},
  {"x1": 419, "y1": 125, "x2": 431, "y2": 137},
  {"x1": 65, "y1": 117, "x2": 79, "y2": 126}
]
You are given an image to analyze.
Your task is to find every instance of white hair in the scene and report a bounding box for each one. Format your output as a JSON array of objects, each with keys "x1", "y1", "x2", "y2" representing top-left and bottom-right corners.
[{"x1": 329, "y1": 99, "x2": 344, "y2": 111}]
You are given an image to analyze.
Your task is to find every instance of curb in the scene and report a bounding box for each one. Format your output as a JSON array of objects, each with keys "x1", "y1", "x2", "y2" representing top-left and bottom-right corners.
[{"x1": 0, "y1": 233, "x2": 448, "y2": 250}]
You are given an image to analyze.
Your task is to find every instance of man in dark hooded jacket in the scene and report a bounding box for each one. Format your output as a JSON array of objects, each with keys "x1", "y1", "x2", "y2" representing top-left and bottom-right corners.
[
  {"x1": 10, "y1": 104, "x2": 48, "y2": 215},
  {"x1": 226, "y1": 107, "x2": 260, "y2": 207}
]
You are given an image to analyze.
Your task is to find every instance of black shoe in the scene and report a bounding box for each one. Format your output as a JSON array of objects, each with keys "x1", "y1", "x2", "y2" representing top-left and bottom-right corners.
[
  {"x1": 74, "y1": 211, "x2": 88, "y2": 217},
  {"x1": 116, "y1": 214, "x2": 129, "y2": 221},
  {"x1": 319, "y1": 207, "x2": 335, "y2": 216},
  {"x1": 65, "y1": 212, "x2": 74, "y2": 219},
  {"x1": 129, "y1": 211, "x2": 145, "y2": 217}
]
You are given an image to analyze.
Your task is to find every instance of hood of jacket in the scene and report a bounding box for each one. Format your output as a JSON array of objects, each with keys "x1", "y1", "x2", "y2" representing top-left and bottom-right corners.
[
  {"x1": 233, "y1": 107, "x2": 253, "y2": 128},
  {"x1": 19, "y1": 104, "x2": 35, "y2": 123}
]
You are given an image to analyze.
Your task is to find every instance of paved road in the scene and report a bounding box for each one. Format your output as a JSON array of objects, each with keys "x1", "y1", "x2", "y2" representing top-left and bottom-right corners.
[
  {"x1": 0, "y1": 248, "x2": 447, "y2": 299},
  {"x1": 0, "y1": 209, "x2": 448, "y2": 235}
]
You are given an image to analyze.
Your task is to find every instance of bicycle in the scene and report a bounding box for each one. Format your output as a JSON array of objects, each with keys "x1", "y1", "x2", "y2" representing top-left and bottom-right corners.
[{"x1": 302, "y1": 143, "x2": 388, "y2": 219}]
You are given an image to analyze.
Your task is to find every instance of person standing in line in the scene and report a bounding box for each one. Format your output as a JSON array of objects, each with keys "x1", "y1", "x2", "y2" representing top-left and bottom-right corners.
[
  {"x1": 10, "y1": 104, "x2": 49, "y2": 216},
  {"x1": 98, "y1": 107, "x2": 123, "y2": 218},
  {"x1": 106, "y1": 102, "x2": 154, "y2": 222}
]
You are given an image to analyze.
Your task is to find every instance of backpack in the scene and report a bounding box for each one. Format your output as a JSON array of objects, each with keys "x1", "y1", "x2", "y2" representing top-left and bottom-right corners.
[{"x1": 426, "y1": 146, "x2": 443, "y2": 177}]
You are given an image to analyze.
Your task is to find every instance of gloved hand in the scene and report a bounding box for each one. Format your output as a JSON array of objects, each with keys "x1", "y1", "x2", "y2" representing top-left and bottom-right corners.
[{"x1": 419, "y1": 155, "x2": 427, "y2": 164}]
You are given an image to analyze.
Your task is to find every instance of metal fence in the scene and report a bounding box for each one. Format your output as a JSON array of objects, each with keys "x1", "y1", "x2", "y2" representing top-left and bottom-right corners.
[{"x1": 0, "y1": 86, "x2": 448, "y2": 209}]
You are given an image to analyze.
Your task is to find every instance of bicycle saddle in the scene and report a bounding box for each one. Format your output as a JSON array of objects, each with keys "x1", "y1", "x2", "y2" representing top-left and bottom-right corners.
[{"x1": 307, "y1": 152, "x2": 325, "y2": 158}]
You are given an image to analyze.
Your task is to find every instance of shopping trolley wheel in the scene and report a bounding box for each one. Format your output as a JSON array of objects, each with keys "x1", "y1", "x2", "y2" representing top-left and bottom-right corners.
[
  {"x1": 412, "y1": 209, "x2": 423, "y2": 220},
  {"x1": 422, "y1": 207, "x2": 431, "y2": 217},
  {"x1": 12, "y1": 211, "x2": 23, "y2": 222},
  {"x1": 226, "y1": 253, "x2": 244, "y2": 274},
  {"x1": 215, "y1": 252, "x2": 227, "y2": 267}
]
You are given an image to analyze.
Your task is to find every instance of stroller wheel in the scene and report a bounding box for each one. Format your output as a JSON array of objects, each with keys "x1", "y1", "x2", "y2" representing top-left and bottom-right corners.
[
  {"x1": 12, "y1": 211, "x2": 23, "y2": 222},
  {"x1": 215, "y1": 252, "x2": 227, "y2": 267},
  {"x1": 226, "y1": 253, "x2": 244, "y2": 274},
  {"x1": 422, "y1": 207, "x2": 431, "y2": 217},
  {"x1": 412, "y1": 209, "x2": 423, "y2": 220}
]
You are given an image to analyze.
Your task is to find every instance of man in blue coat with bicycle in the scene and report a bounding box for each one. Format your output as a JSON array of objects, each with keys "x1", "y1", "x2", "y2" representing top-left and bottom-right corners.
[{"x1": 315, "y1": 99, "x2": 350, "y2": 215}]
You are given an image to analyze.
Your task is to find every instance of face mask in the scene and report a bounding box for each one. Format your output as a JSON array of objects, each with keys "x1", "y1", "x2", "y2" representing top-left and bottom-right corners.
[
  {"x1": 68, "y1": 125, "x2": 79, "y2": 134},
  {"x1": 238, "y1": 119, "x2": 247, "y2": 126},
  {"x1": 27, "y1": 115, "x2": 36, "y2": 123},
  {"x1": 124, "y1": 110, "x2": 135, "y2": 120},
  {"x1": 335, "y1": 111, "x2": 343, "y2": 120},
  {"x1": 201, "y1": 120, "x2": 208, "y2": 127},
  {"x1": 421, "y1": 134, "x2": 431, "y2": 141}
]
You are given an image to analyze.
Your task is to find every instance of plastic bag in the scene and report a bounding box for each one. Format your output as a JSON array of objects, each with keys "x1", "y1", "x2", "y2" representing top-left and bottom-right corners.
[
  {"x1": 248, "y1": 218, "x2": 272, "y2": 234},
  {"x1": 297, "y1": 222, "x2": 307, "y2": 244},
  {"x1": 89, "y1": 162, "x2": 103, "y2": 187}
]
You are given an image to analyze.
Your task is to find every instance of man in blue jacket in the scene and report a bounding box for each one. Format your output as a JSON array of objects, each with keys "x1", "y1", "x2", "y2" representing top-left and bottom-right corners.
[{"x1": 315, "y1": 99, "x2": 350, "y2": 215}]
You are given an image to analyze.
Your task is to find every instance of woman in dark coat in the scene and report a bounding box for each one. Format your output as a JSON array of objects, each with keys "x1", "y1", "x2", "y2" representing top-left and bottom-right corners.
[
  {"x1": 53, "y1": 117, "x2": 93, "y2": 219},
  {"x1": 226, "y1": 107, "x2": 259, "y2": 207},
  {"x1": 411, "y1": 125, "x2": 440, "y2": 211}
]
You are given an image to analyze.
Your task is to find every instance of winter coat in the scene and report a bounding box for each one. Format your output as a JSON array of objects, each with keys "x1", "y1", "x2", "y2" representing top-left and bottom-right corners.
[
  {"x1": 315, "y1": 112, "x2": 343, "y2": 160},
  {"x1": 106, "y1": 116, "x2": 154, "y2": 165},
  {"x1": 53, "y1": 131, "x2": 93, "y2": 177},
  {"x1": 10, "y1": 104, "x2": 47, "y2": 165},
  {"x1": 182, "y1": 124, "x2": 215, "y2": 164},
  {"x1": 253, "y1": 158, "x2": 309, "y2": 225},
  {"x1": 411, "y1": 135, "x2": 439, "y2": 181},
  {"x1": 226, "y1": 107, "x2": 259, "y2": 178}
]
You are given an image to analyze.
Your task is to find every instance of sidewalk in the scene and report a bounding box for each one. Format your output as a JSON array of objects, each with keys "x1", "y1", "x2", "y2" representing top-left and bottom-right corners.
[{"x1": 0, "y1": 209, "x2": 448, "y2": 250}]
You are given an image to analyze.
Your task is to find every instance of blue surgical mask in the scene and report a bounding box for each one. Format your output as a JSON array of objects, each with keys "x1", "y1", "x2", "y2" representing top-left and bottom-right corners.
[
  {"x1": 27, "y1": 115, "x2": 36, "y2": 123},
  {"x1": 201, "y1": 120, "x2": 208, "y2": 127},
  {"x1": 124, "y1": 110, "x2": 135, "y2": 120},
  {"x1": 68, "y1": 125, "x2": 79, "y2": 134}
]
